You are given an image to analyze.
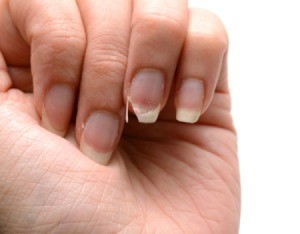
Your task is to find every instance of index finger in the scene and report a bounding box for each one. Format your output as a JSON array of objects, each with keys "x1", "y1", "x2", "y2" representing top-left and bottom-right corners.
[{"x1": 9, "y1": 0, "x2": 86, "y2": 136}]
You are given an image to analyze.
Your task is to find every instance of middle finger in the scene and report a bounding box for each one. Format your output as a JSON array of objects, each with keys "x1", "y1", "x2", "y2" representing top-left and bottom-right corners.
[{"x1": 76, "y1": 0, "x2": 132, "y2": 164}]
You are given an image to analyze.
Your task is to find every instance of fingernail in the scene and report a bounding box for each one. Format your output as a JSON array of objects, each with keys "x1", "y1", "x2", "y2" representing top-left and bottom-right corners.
[
  {"x1": 42, "y1": 84, "x2": 75, "y2": 136},
  {"x1": 176, "y1": 79, "x2": 204, "y2": 124},
  {"x1": 0, "y1": 71, "x2": 12, "y2": 92},
  {"x1": 129, "y1": 70, "x2": 165, "y2": 123},
  {"x1": 80, "y1": 111, "x2": 119, "y2": 165}
]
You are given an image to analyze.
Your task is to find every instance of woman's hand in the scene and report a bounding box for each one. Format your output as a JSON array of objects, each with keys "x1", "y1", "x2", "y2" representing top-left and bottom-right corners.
[
  {"x1": 1, "y1": 0, "x2": 229, "y2": 165},
  {"x1": 0, "y1": 88, "x2": 239, "y2": 233},
  {"x1": 0, "y1": 0, "x2": 240, "y2": 233}
]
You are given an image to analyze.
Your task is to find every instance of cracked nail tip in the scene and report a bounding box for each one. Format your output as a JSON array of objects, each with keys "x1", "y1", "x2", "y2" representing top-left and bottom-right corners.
[{"x1": 134, "y1": 105, "x2": 161, "y2": 123}]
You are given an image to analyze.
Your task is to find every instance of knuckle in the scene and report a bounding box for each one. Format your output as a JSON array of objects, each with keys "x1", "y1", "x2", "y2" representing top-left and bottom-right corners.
[
  {"x1": 86, "y1": 30, "x2": 128, "y2": 83},
  {"x1": 32, "y1": 27, "x2": 86, "y2": 84},
  {"x1": 89, "y1": 30, "x2": 128, "y2": 62},
  {"x1": 132, "y1": 11, "x2": 186, "y2": 39},
  {"x1": 88, "y1": 50, "x2": 127, "y2": 84},
  {"x1": 33, "y1": 16, "x2": 86, "y2": 49},
  {"x1": 37, "y1": 32, "x2": 86, "y2": 60},
  {"x1": 32, "y1": 17, "x2": 86, "y2": 64}
]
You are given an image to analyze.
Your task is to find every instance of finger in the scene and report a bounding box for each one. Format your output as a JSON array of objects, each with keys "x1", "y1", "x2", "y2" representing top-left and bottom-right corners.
[
  {"x1": 0, "y1": 0, "x2": 31, "y2": 93},
  {"x1": 9, "y1": 0, "x2": 86, "y2": 136},
  {"x1": 0, "y1": 52, "x2": 12, "y2": 92},
  {"x1": 175, "y1": 9, "x2": 228, "y2": 123},
  {"x1": 8, "y1": 66, "x2": 33, "y2": 92},
  {"x1": 124, "y1": 0, "x2": 188, "y2": 123},
  {"x1": 216, "y1": 52, "x2": 229, "y2": 93},
  {"x1": 75, "y1": 0, "x2": 132, "y2": 165},
  {"x1": 0, "y1": 0, "x2": 30, "y2": 67}
]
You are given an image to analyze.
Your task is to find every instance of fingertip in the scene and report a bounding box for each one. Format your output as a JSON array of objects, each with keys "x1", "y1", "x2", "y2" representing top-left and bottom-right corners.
[
  {"x1": 80, "y1": 138, "x2": 112, "y2": 166},
  {"x1": 79, "y1": 111, "x2": 120, "y2": 165},
  {"x1": 131, "y1": 99, "x2": 161, "y2": 123},
  {"x1": 175, "y1": 79, "x2": 204, "y2": 124},
  {"x1": 42, "y1": 84, "x2": 75, "y2": 137},
  {"x1": 176, "y1": 108, "x2": 201, "y2": 124},
  {"x1": 41, "y1": 108, "x2": 67, "y2": 137},
  {"x1": 127, "y1": 70, "x2": 164, "y2": 123}
]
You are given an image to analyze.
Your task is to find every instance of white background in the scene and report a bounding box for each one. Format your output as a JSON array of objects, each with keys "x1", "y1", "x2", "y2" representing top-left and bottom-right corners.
[{"x1": 189, "y1": 0, "x2": 300, "y2": 233}]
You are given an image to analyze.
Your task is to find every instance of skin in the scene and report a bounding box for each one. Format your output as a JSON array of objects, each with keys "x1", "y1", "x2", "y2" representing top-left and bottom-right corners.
[
  {"x1": 0, "y1": 88, "x2": 240, "y2": 233},
  {"x1": 0, "y1": 0, "x2": 240, "y2": 233}
]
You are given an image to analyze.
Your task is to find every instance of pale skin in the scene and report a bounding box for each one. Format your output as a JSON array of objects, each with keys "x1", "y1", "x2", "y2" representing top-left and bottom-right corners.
[{"x1": 0, "y1": 0, "x2": 240, "y2": 233}]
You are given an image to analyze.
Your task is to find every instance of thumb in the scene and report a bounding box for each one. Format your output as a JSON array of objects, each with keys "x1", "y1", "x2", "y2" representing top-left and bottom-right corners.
[{"x1": 0, "y1": 90, "x2": 115, "y2": 232}]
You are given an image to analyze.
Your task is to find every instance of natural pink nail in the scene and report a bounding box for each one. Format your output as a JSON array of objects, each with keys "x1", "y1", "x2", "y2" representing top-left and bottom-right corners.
[
  {"x1": 80, "y1": 111, "x2": 119, "y2": 165},
  {"x1": 176, "y1": 79, "x2": 204, "y2": 124},
  {"x1": 42, "y1": 84, "x2": 75, "y2": 136}
]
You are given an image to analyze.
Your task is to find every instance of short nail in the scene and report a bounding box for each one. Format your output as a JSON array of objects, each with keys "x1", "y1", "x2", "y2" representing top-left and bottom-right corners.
[
  {"x1": 176, "y1": 79, "x2": 204, "y2": 124},
  {"x1": 42, "y1": 84, "x2": 75, "y2": 136},
  {"x1": 80, "y1": 111, "x2": 119, "y2": 165},
  {"x1": 129, "y1": 70, "x2": 165, "y2": 123}
]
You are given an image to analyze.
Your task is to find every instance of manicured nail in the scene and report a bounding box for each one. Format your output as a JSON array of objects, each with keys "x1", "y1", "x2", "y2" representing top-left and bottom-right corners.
[
  {"x1": 176, "y1": 79, "x2": 204, "y2": 124},
  {"x1": 129, "y1": 70, "x2": 165, "y2": 123},
  {"x1": 80, "y1": 111, "x2": 119, "y2": 165},
  {"x1": 42, "y1": 84, "x2": 75, "y2": 136}
]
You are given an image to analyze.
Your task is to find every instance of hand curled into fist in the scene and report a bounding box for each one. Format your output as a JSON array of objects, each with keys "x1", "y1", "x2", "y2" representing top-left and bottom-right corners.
[{"x1": 0, "y1": 0, "x2": 240, "y2": 233}]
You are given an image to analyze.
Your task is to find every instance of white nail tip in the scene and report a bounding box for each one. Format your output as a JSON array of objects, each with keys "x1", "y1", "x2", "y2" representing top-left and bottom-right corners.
[
  {"x1": 80, "y1": 139, "x2": 112, "y2": 165},
  {"x1": 126, "y1": 97, "x2": 160, "y2": 123},
  {"x1": 41, "y1": 109, "x2": 66, "y2": 137},
  {"x1": 133, "y1": 104, "x2": 160, "y2": 123},
  {"x1": 176, "y1": 108, "x2": 201, "y2": 124}
]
